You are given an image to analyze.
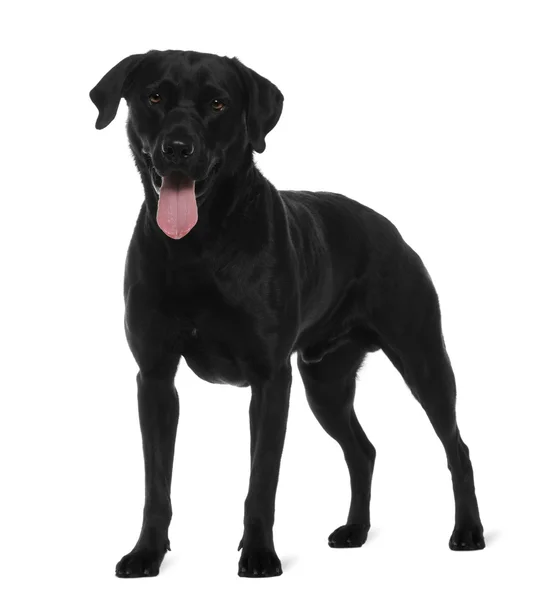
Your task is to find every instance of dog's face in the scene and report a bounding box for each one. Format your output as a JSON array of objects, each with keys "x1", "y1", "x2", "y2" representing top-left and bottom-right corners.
[{"x1": 90, "y1": 50, "x2": 283, "y2": 238}]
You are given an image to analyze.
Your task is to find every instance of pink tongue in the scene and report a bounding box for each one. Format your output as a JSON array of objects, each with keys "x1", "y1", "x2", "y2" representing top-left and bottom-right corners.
[{"x1": 156, "y1": 176, "x2": 198, "y2": 239}]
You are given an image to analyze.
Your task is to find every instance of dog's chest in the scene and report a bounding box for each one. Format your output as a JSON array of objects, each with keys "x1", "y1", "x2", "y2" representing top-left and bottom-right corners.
[{"x1": 159, "y1": 267, "x2": 269, "y2": 386}]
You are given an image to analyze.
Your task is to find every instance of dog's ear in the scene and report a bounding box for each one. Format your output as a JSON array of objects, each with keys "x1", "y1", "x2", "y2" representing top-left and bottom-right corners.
[
  {"x1": 231, "y1": 58, "x2": 284, "y2": 153},
  {"x1": 90, "y1": 54, "x2": 145, "y2": 130}
]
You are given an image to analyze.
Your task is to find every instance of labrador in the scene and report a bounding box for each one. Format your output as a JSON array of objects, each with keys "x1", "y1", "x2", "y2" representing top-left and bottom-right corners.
[{"x1": 90, "y1": 50, "x2": 485, "y2": 578}]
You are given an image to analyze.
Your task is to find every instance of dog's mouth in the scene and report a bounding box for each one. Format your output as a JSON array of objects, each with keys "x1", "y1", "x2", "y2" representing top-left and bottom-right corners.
[
  {"x1": 153, "y1": 170, "x2": 198, "y2": 240},
  {"x1": 142, "y1": 151, "x2": 218, "y2": 240},
  {"x1": 150, "y1": 168, "x2": 163, "y2": 193}
]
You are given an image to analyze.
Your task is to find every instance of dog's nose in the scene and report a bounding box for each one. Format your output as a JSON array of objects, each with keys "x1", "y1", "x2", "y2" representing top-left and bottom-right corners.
[{"x1": 161, "y1": 138, "x2": 195, "y2": 163}]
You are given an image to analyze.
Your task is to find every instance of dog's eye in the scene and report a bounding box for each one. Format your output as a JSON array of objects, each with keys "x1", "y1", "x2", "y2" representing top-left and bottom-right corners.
[
  {"x1": 149, "y1": 93, "x2": 162, "y2": 105},
  {"x1": 211, "y1": 99, "x2": 226, "y2": 112}
]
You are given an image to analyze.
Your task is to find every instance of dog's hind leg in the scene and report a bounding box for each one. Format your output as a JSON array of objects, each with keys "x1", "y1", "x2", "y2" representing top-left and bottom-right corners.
[
  {"x1": 297, "y1": 340, "x2": 375, "y2": 548},
  {"x1": 377, "y1": 276, "x2": 485, "y2": 550}
]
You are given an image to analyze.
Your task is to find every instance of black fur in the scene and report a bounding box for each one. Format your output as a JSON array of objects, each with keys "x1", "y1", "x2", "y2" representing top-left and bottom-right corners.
[{"x1": 90, "y1": 49, "x2": 485, "y2": 579}]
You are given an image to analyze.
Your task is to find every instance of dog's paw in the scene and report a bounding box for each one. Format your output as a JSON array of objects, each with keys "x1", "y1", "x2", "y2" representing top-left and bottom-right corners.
[
  {"x1": 115, "y1": 546, "x2": 167, "y2": 578},
  {"x1": 328, "y1": 523, "x2": 370, "y2": 548},
  {"x1": 238, "y1": 547, "x2": 282, "y2": 577},
  {"x1": 449, "y1": 526, "x2": 485, "y2": 551}
]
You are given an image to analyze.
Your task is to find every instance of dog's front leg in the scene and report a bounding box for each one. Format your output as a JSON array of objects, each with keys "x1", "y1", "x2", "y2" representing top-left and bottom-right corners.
[
  {"x1": 116, "y1": 353, "x2": 180, "y2": 578},
  {"x1": 238, "y1": 363, "x2": 292, "y2": 577}
]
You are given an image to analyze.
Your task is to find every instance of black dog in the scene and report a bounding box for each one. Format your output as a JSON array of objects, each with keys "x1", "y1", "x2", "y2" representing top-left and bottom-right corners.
[{"x1": 90, "y1": 50, "x2": 485, "y2": 578}]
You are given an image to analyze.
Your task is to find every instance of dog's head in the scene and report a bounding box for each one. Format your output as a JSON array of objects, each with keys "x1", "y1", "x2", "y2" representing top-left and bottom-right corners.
[{"x1": 90, "y1": 50, "x2": 283, "y2": 239}]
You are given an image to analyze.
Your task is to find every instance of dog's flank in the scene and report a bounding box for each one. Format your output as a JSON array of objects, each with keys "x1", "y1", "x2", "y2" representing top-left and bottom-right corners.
[{"x1": 90, "y1": 49, "x2": 485, "y2": 579}]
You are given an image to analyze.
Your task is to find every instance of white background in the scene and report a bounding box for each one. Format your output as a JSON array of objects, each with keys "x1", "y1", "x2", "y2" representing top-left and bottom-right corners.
[{"x1": 1, "y1": 1, "x2": 552, "y2": 598}]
